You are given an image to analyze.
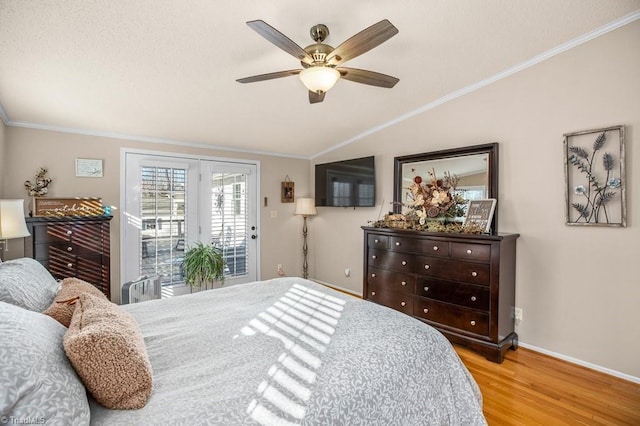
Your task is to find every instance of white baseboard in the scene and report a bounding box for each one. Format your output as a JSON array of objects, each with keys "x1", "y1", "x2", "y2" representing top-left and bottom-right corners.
[
  {"x1": 312, "y1": 279, "x2": 363, "y2": 298},
  {"x1": 518, "y1": 342, "x2": 640, "y2": 384}
]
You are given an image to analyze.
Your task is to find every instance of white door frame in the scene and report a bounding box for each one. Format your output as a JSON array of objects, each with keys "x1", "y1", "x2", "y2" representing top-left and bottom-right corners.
[{"x1": 120, "y1": 148, "x2": 261, "y2": 295}]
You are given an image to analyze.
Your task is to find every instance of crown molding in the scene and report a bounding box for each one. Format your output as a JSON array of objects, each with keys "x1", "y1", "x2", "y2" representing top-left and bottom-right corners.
[
  {"x1": 311, "y1": 9, "x2": 640, "y2": 159},
  {"x1": 3, "y1": 118, "x2": 310, "y2": 160}
]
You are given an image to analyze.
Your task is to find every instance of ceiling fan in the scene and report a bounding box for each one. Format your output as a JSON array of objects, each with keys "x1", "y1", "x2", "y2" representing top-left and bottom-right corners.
[{"x1": 236, "y1": 19, "x2": 399, "y2": 104}]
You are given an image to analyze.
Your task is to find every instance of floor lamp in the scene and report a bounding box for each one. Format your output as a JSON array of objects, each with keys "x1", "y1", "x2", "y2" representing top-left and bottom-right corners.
[
  {"x1": 0, "y1": 199, "x2": 31, "y2": 261},
  {"x1": 294, "y1": 198, "x2": 317, "y2": 279}
]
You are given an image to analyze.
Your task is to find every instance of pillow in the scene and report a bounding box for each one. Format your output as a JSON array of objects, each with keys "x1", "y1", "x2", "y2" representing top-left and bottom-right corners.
[
  {"x1": 43, "y1": 277, "x2": 107, "y2": 327},
  {"x1": 0, "y1": 301, "x2": 90, "y2": 423},
  {"x1": 64, "y1": 292, "x2": 153, "y2": 410},
  {"x1": 0, "y1": 257, "x2": 59, "y2": 311}
]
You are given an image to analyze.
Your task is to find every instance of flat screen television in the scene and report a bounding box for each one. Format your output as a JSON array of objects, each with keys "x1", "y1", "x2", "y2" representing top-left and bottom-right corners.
[{"x1": 315, "y1": 156, "x2": 376, "y2": 207}]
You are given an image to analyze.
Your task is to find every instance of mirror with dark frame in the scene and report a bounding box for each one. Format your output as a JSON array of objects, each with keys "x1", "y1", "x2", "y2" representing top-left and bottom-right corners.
[{"x1": 393, "y1": 143, "x2": 499, "y2": 234}]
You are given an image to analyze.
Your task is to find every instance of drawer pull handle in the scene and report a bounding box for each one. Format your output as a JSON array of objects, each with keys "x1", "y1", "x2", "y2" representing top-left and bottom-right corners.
[
  {"x1": 424, "y1": 265, "x2": 430, "y2": 270},
  {"x1": 371, "y1": 291, "x2": 376, "y2": 296},
  {"x1": 466, "y1": 249, "x2": 472, "y2": 254},
  {"x1": 471, "y1": 271, "x2": 478, "y2": 277},
  {"x1": 423, "y1": 308, "x2": 429, "y2": 314},
  {"x1": 67, "y1": 263, "x2": 73, "y2": 268},
  {"x1": 470, "y1": 321, "x2": 476, "y2": 326},
  {"x1": 424, "y1": 286, "x2": 429, "y2": 292},
  {"x1": 371, "y1": 273, "x2": 376, "y2": 278},
  {"x1": 401, "y1": 281, "x2": 407, "y2": 286},
  {"x1": 67, "y1": 246, "x2": 73, "y2": 252},
  {"x1": 66, "y1": 230, "x2": 73, "y2": 236},
  {"x1": 374, "y1": 239, "x2": 380, "y2": 243},
  {"x1": 432, "y1": 246, "x2": 439, "y2": 251},
  {"x1": 395, "y1": 242, "x2": 401, "y2": 246},
  {"x1": 371, "y1": 255, "x2": 377, "y2": 259},
  {"x1": 470, "y1": 296, "x2": 477, "y2": 302},
  {"x1": 401, "y1": 260, "x2": 407, "y2": 266},
  {"x1": 400, "y1": 301, "x2": 406, "y2": 307}
]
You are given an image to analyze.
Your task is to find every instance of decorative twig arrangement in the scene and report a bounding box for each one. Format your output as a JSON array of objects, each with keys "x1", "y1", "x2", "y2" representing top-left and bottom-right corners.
[{"x1": 564, "y1": 125, "x2": 625, "y2": 227}]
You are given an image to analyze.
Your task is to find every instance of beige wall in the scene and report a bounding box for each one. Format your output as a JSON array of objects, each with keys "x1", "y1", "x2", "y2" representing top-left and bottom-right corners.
[
  {"x1": 312, "y1": 21, "x2": 640, "y2": 378},
  {"x1": 2, "y1": 127, "x2": 310, "y2": 300}
]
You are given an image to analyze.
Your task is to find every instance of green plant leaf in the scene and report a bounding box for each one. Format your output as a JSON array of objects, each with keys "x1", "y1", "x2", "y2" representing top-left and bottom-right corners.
[{"x1": 182, "y1": 241, "x2": 225, "y2": 288}]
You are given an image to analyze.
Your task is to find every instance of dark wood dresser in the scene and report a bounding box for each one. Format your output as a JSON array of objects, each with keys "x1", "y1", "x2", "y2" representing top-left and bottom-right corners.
[
  {"x1": 25, "y1": 216, "x2": 112, "y2": 299},
  {"x1": 362, "y1": 226, "x2": 519, "y2": 363}
]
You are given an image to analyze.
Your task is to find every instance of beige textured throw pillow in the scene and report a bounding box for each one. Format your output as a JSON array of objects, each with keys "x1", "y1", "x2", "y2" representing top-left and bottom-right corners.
[
  {"x1": 63, "y1": 292, "x2": 153, "y2": 410},
  {"x1": 43, "y1": 277, "x2": 107, "y2": 327}
]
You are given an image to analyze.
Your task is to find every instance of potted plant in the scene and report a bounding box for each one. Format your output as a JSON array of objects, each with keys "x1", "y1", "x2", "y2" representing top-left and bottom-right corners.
[{"x1": 182, "y1": 242, "x2": 225, "y2": 291}]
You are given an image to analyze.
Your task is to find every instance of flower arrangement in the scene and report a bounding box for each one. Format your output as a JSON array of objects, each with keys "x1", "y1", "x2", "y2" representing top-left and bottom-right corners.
[
  {"x1": 371, "y1": 168, "x2": 483, "y2": 233},
  {"x1": 403, "y1": 168, "x2": 466, "y2": 225},
  {"x1": 24, "y1": 167, "x2": 52, "y2": 197}
]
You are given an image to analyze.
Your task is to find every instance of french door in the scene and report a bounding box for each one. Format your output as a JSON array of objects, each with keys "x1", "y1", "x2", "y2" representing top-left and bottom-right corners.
[
  {"x1": 200, "y1": 160, "x2": 258, "y2": 287},
  {"x1": 122, "y1": 151, "x2": 259, "y2": 297}
]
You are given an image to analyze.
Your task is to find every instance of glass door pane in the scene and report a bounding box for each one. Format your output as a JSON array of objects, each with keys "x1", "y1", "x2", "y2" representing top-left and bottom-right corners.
[{"x1": 139, "y1": 166, "x2": 187, "y2": 286}]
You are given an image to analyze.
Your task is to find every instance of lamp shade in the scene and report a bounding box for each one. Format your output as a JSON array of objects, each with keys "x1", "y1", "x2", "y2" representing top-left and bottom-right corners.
[
  {"x1": 294, "y1": 198, "x2": 317, "y2": 217},
  {"x1": 299, "y1": 67, "x2": 340, "y2": 93},
  {"x1": 0, "y1": 199, "x2": 30, "y2": 239}
]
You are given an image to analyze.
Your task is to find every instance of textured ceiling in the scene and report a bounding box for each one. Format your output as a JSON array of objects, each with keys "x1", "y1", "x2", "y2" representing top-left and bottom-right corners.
[{"x1": 1, "y1": 1, "x2": 639, "y2": 158}]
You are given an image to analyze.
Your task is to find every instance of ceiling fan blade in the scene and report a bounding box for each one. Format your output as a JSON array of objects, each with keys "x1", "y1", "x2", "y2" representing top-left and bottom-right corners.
[
  {"x1": 236, "y1": 69, "x2": 302, "y2": 84},
  {"x1": 337, "y1": 67, "x2": 399, "y2": 88},
  {"x1": 309, "y1": 91, "x2": 325, "y2": 104},
  {"x1": 246, "y1": 20, "x2": 314, "y2": 64},
  {"x1": 327, "y1": 19, "x2": 398, "y2": 65}
]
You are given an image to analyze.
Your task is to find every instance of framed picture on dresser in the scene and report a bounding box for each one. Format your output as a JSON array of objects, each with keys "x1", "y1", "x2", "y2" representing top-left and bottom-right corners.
[{"x1": 463, "y1": 199, "x2": 496, "y2": 233}]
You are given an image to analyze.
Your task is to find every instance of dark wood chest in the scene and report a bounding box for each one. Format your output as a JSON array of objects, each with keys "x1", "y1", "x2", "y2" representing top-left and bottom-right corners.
[
  {"x1": 25, "y1": 216, "x2": 112, "y2": 299},
  {"x1": 362, "y1": 226, "x2": 519, "y2": 363}
]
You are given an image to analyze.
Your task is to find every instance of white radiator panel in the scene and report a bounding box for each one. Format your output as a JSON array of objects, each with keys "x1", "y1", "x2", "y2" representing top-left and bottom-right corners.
[{"x1": 121, "y1": 275, "x2": 161, "y2": 304}]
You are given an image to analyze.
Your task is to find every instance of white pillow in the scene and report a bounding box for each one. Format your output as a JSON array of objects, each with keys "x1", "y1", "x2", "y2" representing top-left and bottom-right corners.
[
  {"x1": 0, "y1": 257, "x2": 59, "y2": 311},
  {"x1": 0, "y1": 301, "x2": 90, "y2": 424}
]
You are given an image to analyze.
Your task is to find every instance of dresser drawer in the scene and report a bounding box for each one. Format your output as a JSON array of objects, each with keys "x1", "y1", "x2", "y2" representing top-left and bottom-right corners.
[
  {"x1": 417, "y1": 278, "x2": 489, "y2": 310},
  {"x1": 368, "y1": 249, "x2": 416, "y2": 273},
  {"x1": 451, "y1": 242, "x2": 491, "y2": 262},
  {"x1": 367, "y1": 234, "x2": 389, "y2": 249},
  {"x1": 418, "y1": 256, "x2": 490, "y2": 286},
  {"x1": 34, "y1": 241, "x2": 104, "y2": 260},
  {"x1": 368, "y1": 288, "x2": 413, "y2": 315},
  {"x1": 367, "y1": 267, "x2": 415, "y2": 295},
  {"x1": 414, "y1": 299, "x2": 489, "y2": 336},
  {"x1": 389, "y1": 237, "x2": 449, "y2": 257},
  {"x1": 34, "y1": 224, "x2": 73, "y2": 243}
]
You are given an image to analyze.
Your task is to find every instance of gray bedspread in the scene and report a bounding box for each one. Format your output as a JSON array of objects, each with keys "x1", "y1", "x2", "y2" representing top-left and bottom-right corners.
[{"x1": 90, "y1": 277, "x2": 486, "y2": 425}]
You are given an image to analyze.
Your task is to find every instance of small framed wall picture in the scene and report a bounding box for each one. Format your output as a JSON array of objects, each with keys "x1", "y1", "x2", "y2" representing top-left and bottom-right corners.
[
  {"x1": 463, "y1": 199, "x2": 497, "y2": 233},
  {"x1": 75, "y1": 158, "x2": 103, "y2": 177},
  {"x1": 281, "y1": 176, "x2": 295, "y2": 203}
]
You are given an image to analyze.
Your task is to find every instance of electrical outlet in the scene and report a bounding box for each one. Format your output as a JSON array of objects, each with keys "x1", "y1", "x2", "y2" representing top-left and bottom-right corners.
[
  {"x1": 277, "y1": 264, "x2": 285, "y2": 276},
  {"x1": 514, "y1": 307, "x2": 523, "y2": 321}
]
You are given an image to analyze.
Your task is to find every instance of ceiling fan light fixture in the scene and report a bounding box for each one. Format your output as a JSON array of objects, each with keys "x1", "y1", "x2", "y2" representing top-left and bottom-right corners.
[{"x1": 299, "y1": 67, "x2": 340, "y2": 93}]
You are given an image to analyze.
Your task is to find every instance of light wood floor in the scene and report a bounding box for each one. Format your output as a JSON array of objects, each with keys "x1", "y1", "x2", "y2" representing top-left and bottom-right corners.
[{"x1": 454, "y1": 345, "x2": 640, "y2": 425}]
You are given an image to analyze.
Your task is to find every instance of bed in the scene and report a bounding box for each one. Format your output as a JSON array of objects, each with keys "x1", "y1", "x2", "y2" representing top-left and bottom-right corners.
[{"x1": 0, "y1": 257, "x2": 487, "y2": 425}]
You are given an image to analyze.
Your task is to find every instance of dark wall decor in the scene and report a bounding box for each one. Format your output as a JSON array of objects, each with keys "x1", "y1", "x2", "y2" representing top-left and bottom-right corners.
[
  {"x1": 281, "y1": 175, "x2": 295, "y2": 203},
  {"x1": 564, "y1": 125, "x2": 625, "y2": 227}
]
